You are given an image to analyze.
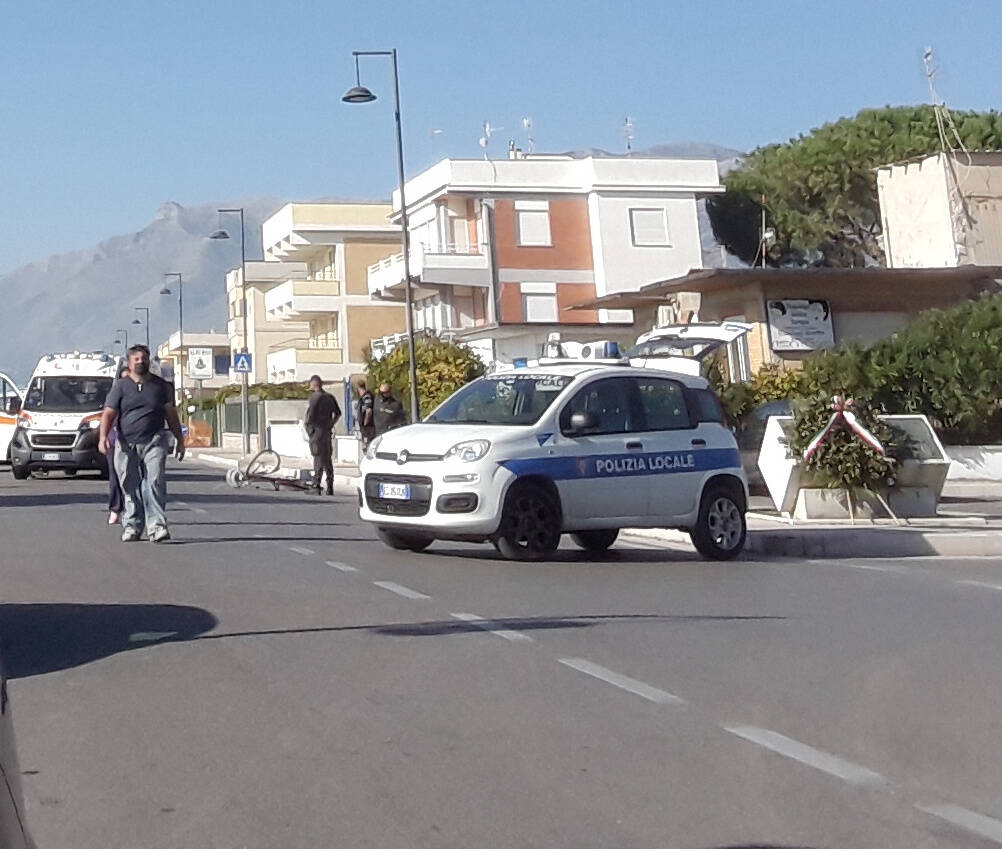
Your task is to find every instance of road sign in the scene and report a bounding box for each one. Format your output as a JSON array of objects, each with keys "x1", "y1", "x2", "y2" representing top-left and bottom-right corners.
[
  {"x1": 188, "y1": 347, "x2": 214, "y2": 380},
  {"x1": 233, "y1": 352, "x2": 253, "y2": 374}
]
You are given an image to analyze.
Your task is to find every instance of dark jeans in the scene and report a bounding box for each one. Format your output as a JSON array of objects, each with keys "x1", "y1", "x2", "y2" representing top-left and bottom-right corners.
[
  {"x1": 309, "y1": 429, "x2": 334, "y2": 493},
  {"x1": 108, "y1": 432, "x2": 124, "y2": 513}
]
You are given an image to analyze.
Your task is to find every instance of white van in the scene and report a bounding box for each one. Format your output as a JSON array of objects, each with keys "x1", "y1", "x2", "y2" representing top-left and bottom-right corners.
[
  {"x1": 9, "y1": 352, "x2": 121, "y2": 480},
  {"x1": 0, "y1": 371, "x2": 24, "y2": 463}
]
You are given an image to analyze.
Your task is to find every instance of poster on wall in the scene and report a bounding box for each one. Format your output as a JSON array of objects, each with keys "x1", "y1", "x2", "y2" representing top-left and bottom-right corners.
[{"x1": 766, "y1": 299, "x2": 835, "y2": 351}]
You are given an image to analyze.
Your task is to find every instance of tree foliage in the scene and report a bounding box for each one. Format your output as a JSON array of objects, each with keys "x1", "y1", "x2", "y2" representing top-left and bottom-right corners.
[
  {"x1": 365, "y1": 336, "x2": 486, "y2": 418},
  {"x1": 708, "y1": 105, "x2": 1002, "y2": 266},
  {"x1": 210, "y1": 381, "x2": 312, "y2": 407}
]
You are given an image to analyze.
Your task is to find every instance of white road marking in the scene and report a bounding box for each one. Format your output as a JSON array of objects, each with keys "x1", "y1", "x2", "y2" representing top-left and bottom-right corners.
[
  {"x1": 724, "y1": 725, "x2": 886, "y2": 787},
  {"x1": 192, "y1": 507, "x2": 208, "y2": 515},
  {"x1": 326, "y1": 560, "x2": 359, "y2": 573},
  {"x1": 252, "y1": 533, "x2": 267, "y2": 538},
  {"x1": 450, "y1": 612, "x2": 534, "y2": 642},
  {"x1": 174, "y1": 501, "x2": 189, "y2": 509},
  {"x1": 558, "y1": 657, "x2": 684, "y2": 704},
  {"x1": 374, "y1": 581, "x2": 430, "y2": 600},
  {"x1": 956, "y1": 579, "x2": 1002, "y2": 591},
  {"x1": 129, "y1": 631, "x2": 178, "y2": 643},
  {"x1": 916, "y1": 804, "x2": 1002, "y2": 844},
  {"x1": 288, "y1": 545, "x2": 315, "y2": 556}
]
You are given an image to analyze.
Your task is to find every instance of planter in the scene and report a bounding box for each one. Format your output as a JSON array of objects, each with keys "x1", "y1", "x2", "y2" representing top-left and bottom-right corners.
[{"x1": 757, "y1": 414, "x2": 951, "y2": 519}]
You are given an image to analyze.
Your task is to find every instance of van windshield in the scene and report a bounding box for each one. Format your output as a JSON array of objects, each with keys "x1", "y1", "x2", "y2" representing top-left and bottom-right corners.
[
  {"x1": 426, "y1": 374, "x2": 573, "y2": 426},
  {"x1": 23, "y1": 376, "x2": 114, "y2": 413}
]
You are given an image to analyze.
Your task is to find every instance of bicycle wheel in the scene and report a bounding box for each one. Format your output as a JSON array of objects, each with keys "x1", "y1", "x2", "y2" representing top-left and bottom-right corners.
[{"x1": 244, "y1": 449, "x2": 281, "y2": 477}]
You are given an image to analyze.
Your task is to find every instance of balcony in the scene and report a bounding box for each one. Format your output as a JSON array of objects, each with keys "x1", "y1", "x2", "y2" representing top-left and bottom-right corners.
[
  {"x1": 368, "y1": 243, "x2": 490, "y2": 299},
  {"x1": 267, "y1": 339, "x2": 344, "y2": 383},
  {"x1": 264, "y1": 277, "x2": 342, "y2": 320}
]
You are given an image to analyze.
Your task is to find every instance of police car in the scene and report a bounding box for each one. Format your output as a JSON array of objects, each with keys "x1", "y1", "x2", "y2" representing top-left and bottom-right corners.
[{"x1": 358, "y1": 346, "x2": 747, "y2": 561}]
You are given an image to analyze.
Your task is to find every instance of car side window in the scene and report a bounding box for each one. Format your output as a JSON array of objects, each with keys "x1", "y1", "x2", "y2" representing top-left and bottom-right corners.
[
  {"x1": 634, "y1": 377, "x2": 693, "y2": 431},
  {"x1": 691, "y1": 388, "x2": 725, "y2": 424},
  {"x1": 559, "y1": 377, "x2": 635, "y2": 436}
]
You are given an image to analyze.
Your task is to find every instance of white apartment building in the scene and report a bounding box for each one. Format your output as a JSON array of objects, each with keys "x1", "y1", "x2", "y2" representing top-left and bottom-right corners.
[
  {"x1": 367, "y1": 153, "x2": 723, "y2": 363},
  {"x1": 877, "y1": 151, "x2": 1002, "y2": 268}
]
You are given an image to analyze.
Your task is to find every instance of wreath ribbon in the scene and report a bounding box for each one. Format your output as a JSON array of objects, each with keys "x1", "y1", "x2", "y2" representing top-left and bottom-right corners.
[{"x1": 803, "y1": 395, "x2": 885, "y2": 462}]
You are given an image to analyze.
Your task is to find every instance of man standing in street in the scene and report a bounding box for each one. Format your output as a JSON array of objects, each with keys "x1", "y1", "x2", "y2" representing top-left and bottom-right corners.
[
  {"x1": 98, "y1": 345, "x2": 185, "y2": 543},
  {"x1": 356, "y1": 379, "x2": 375, "y2": 449},
  {"x1": 305, "y1": 375, "x2": 341, "y2": 495},
  {"x1": 373, "y1": 382, "x2": 408, "y2": 436}
]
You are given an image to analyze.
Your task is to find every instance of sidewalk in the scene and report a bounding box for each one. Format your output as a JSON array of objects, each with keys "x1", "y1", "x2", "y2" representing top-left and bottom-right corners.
[{"x1": 188, "y1": 448, "x2": 1002, "y2": 558}]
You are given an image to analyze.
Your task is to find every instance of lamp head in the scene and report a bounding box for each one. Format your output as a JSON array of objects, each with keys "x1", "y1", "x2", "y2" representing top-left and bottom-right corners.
[
  {"x1": 209, "y1": 229, "x2": 230, "y2": 240},
  {"x1": 159, "y1": 286, "x2": 171, "y2": 295},
  {"x1": 342, "y1": 85, "x2": 377, "y2": 104}
]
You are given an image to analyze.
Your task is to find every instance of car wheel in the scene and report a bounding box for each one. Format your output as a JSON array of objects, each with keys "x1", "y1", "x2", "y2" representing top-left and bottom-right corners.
[
  {"x1": 493, "y1": 482, "x2": 561, "y2": 561},
  {"x1": 64, "y1": 468, "x2": 77, "y2": 477},
  {"x1": 376, "y1": 528, "x2": 433, "y2": 552},
  {"x1": 96, "y1": 467, "x2": 109, "y2": 481},
  {"x1": 689, "y1": 483, "x2": 746, "y2": 560},
  {"x1": 570, "y1": 529, "x2": 619, "y2": 551},
  {"x1": 11, "y1": 465, "x2": 29, "y2": 480}
]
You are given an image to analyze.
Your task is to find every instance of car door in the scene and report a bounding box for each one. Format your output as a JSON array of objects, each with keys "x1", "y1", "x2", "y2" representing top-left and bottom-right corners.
[
  {"x1": 550, "y1": 376, "x2": 648, "y2": 525},
  {"x1": 632, "y1": 375, "x2": 706, "y2": 521},
  {"x1": 0, "y1": 373, "x2": 22, "y2": 462}
]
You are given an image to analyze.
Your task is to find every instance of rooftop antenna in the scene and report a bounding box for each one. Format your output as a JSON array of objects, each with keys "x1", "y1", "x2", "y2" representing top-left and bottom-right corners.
[
  {"x1": 923, "y1": 47, "x2": 968, "y2": 157},
  {"x1": 623, "y1": 116, "x2": 635, "y2": 153},
  {"x1": 479, "y1": 120, "x2": 503, "y2": 160},
  {"x1": 522, "y1": 116, "x2": 535, "y2": 154}
]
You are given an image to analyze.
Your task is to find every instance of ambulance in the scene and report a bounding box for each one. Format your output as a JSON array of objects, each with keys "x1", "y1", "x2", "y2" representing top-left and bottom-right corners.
[
  {"x1": 9, "y1": 352, "x2": 121, "y2": 480},
  {"x1": 0, "y1": 371, "x2": 24, "y2": 464}
]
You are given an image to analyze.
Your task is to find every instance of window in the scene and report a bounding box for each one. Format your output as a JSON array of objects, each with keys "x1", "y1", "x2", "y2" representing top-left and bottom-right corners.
[
  {"x1": 724, "y1": 314, "x2": 752, "y2": 381},
  {"x1": 214, "y1": 354, "x2": 230, "y2": 375},
  {"x1": 634, "y1": 377, "x2": 692, "y2": 430},
  {"x1": 426, "y1": 374, "x2": 573, "y2": 426},
  {"x1": 559, "y1": 378, "x2": 635, "y2": 436},
  {"x1": 630, "y1": 208, "x2": 671, "y2": 247},
  {"x1": 524, "y1": 294, "x2": 558, "y2": 322},
  {"x1": 691, "y1": 389, "x2": 725, "y2": 424},
  {"x1": 515, "y1": 200, "x2": 552, "y2": 246}
]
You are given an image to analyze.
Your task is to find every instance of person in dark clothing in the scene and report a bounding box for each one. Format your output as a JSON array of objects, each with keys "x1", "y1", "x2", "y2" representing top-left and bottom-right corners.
[
  {"x1": 106, "y1": 365, "x2": 130, "y2": 525},
  {"x1": 356, "y1": 379, "x2": 375, "y2": 448},
  {"x1": 305, "y1": 375, "x2": 342, "y2": 495},
  {"x1": 373, "y1": 382, "x2": 407, "y2": 435},
  {"x1": 99, "y1": 345, "x2": 185, "y2": 543}
]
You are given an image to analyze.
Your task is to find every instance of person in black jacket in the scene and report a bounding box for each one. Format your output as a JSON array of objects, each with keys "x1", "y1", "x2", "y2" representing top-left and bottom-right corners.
[
  {"x1": 373, "y1": 382, "x2": 407, "y2": 435},
  {"x1": 305, "y1": 375, "x2": 341, "y2": 495}
]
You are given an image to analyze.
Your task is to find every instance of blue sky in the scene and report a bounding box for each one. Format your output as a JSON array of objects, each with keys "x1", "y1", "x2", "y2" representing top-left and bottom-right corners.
[{"x1": 1, "y1": 0, "x2": 999, "y2": 273}]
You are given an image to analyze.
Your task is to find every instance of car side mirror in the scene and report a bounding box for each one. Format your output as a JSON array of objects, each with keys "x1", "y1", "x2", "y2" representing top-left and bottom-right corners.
[{"x1": 568, "y1": 411, "x2": 598, "y2": 433}]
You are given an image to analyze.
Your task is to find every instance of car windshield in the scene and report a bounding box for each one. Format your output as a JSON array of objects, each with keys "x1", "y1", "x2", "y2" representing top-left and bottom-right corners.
[
  {"x1": 23, "y1": 376, "x2": 114, "y2": 413},
  {"x1": 627, "y1": 337, "x2": 721, "y2": 360},
  {"x1": 426, "y1": 374, "x2": 573, "y2": 426}
]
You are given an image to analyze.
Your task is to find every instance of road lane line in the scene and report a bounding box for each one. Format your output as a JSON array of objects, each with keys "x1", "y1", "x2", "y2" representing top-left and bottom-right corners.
[
  {"x1": 288, "y1": 545, "x2": 315, "y2": 556},
  {"x1": 192, "y1": 507, "x2": 208, "y2": 515},
  {"x1": 724, "y1": 725, "x2": 886, "y2": 787},
  {"x1": 558, "y1": 657, "x2": 684, "y2": 704},
  {"x1": 916, "y1": 804, "x2": 1002, "y2": 843},
  {"x1": 374, "y1": 581, "x2": 430, "y2": 600},
  {"x1": 326, "y1": 560, "x2": 359, "y2": 573},
  {"x1": 956, "y1": 579, "x2": 1002, "y2": 591},
  {"x1": 450, "y1": 613, "x2": 534, "y2": 642}
]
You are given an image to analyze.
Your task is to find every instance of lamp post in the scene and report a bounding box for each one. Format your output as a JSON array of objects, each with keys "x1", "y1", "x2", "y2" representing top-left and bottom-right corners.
[
  {"x1": 115, "y1": 328, "x2": 128, "y2": 354},
  {"x1": 132, "y1": 307, "x2": 150, "y2": 349},
  {"x1": 343, "y1": 48, "x2": 420, "y2": 423},
  {"x1": 161, "y1": 272, "x2": 184, "y2": 418},
  {"x1": 210, "y1": 208, "x2": 250, "y2": 455}
]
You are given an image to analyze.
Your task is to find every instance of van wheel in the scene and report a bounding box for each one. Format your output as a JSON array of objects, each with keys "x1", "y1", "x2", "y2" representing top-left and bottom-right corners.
[
  {"x1": 493, "y1": 482, "x2": 561, "y2": 561},
  {"x1": 11, "y1": 465, "x2": 29, "y2": 480},
  {"x1": 689, "y1": 483, "x2": 746, "y2": 560},
  {"x1": 64, "y1": 469, "x2": 77, "y2": 477},
  {"x1": 570, "y1": 529, "x2": 619, "y2": 551},
  {"x1": 376, "y1": 529, "x2": 433, "y2": 552}
]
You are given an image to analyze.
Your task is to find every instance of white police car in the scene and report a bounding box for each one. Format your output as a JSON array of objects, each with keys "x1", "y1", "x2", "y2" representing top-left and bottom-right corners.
[{"x1": 358, "y1": 360, "x2": 747, "y2": 561}]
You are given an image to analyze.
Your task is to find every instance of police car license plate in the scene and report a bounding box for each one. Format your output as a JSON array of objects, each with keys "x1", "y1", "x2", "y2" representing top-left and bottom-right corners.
[
  {"x1": 43, "y1": 453, "x2": 59, "y2": 461},
  {"x1": 378, "y1": 482, "x2": 410, "y2": 500}
]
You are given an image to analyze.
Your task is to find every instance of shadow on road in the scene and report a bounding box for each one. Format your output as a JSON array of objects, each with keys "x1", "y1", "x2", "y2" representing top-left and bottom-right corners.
[
  {"x1": 424, "y1": 544, "x2": 704, "y2": 564},
  {"x1": 0, "y1": 603, "x2": 218, "y2": 679},
  {"x1": 167, "y1": 535, "x2": 375, "y2": 545},
  {"x1": 0, "y1": 492, "x2": 106, "y2": 508}
]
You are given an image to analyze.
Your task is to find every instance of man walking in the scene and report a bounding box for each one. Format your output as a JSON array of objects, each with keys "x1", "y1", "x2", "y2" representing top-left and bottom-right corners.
[
  {"x1": 98, "y1": 345, "x2": 185, "y2": 543},
  {"x1": 305, "y1": 375, "x2": 341, "y2": 495},
  {"x1": 356, "y1": 379, "x2": 375, "y2": 448},
  {"x1": 373, "y1": 382, "x2": 408, "y2": 435}
]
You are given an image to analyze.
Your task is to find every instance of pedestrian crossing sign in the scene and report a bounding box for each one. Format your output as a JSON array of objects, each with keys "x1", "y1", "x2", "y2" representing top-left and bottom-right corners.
[{"x1": 233, "y1": 353, "x2": 253, "y2": 374}]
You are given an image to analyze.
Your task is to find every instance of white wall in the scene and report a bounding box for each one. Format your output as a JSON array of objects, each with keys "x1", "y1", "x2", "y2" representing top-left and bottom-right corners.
[
  {"x1": 877, "y1": 156, "x2": 956, "y2": 267},
  {"x1": 592, "y1": 193, "x2": 703, "y2": 295}
]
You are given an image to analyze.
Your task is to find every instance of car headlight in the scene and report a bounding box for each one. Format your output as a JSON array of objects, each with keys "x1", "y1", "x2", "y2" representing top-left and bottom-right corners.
[
  {"x1": 364, "y1": 435, "x2": 383, "y2": 460},
  {"x1": 444, "y1": 439, "x2": 491, "y2": 463},
  {"x1": 17, "y1": 413, "x2": 32, "y2": 430}
]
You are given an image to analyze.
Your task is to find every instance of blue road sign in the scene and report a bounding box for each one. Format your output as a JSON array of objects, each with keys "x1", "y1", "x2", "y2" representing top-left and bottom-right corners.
[{"x1": 233, "y1": 353, "x2": 253, "y2": 374}]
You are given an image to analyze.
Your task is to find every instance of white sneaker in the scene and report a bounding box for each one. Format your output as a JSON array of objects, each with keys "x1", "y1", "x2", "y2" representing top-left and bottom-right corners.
[
  {"x1": 108, "y1": 512, "x2": 120, "y2": 525},
  {"x1": 149, "y1": 526, "x2": 171, "y2": 544},
  {"x1": 121, "y1": 528, "x2": 141, "y2": 542}
]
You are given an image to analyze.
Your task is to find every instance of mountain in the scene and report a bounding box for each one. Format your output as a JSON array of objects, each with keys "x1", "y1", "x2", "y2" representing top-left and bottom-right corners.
[{"x1": 0, "y1": 198, "x2": 281, "y2": 384}]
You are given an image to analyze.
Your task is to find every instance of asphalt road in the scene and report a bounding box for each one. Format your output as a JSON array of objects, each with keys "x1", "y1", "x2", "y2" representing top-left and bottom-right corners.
[{"x1": 3, "y1": 464, "x2": 1002, "y2": 848}]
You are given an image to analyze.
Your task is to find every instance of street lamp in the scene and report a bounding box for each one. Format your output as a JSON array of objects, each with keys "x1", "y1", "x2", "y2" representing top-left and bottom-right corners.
[
  {"x1": 210, "y1": 208, "x2": 250, "y2": 455},
  {"x1": 343, "y1": 48, "x2": 420, "y2": 423},
  {"x1": 115, "y1": 328, "x2": 128, "y2": 353},
  {"x1": 131, "y1": 307, "x2": 150, "y2": 349},
  {"x1": 161, "y1": 272, "x2": 184, "y2": 418}
]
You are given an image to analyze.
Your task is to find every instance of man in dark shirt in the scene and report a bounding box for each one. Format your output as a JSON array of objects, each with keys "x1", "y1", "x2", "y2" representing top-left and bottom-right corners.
[
  {"x1": 373, "y1": 382, "x2": 407, "y2": 435},
  {"x1": 305, "y1": 375, "x2": 341, "y2": 495},
  {"x1": 356, "y1": 379, "x2": 375, "y2": 448},
  {"x1": 98, "y1": 345, "x2": 185, "y2": 543}
]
